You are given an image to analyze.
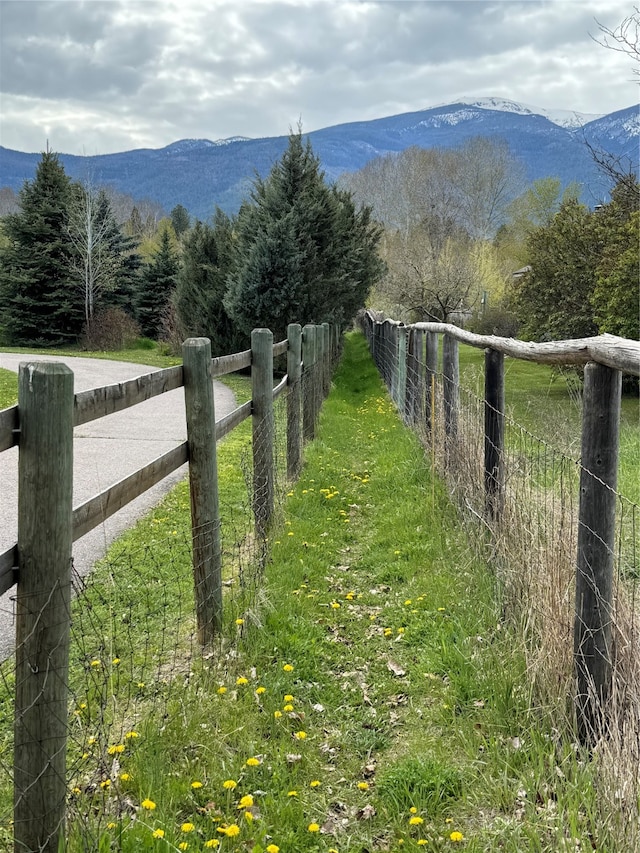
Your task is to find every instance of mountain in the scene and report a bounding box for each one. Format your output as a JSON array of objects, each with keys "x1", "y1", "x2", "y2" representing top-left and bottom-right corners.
[{"x1": 1, "y1": 99, "x2": 637, "y2": 221}]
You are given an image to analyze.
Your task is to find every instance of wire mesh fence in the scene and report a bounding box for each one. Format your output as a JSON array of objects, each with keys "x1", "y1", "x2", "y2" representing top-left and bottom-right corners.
[
  {"x1": 0, "y1": 324, "x2": 338, "y2": 849},
  {"x1": 365, "y1": 317, "x2": 640, "y2": 841}
]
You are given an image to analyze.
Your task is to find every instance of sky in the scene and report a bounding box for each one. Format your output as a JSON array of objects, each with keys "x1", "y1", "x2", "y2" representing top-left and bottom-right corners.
[{"x1": 0, "y1": 0, "x2": 637, "y2": 155}]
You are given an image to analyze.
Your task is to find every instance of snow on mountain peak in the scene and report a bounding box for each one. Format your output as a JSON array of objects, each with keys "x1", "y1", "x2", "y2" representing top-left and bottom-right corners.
[{"x1": 436, "y1": 97, "x2": 603, "y2": 129}]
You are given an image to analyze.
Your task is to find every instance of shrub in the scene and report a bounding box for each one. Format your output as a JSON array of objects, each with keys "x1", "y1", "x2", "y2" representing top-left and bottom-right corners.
[{"x1": 80, "y1": 308, "x2": 140, "y2": 351}]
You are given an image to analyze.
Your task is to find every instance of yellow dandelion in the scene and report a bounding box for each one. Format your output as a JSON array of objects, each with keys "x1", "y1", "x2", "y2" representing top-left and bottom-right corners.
[
  {"x1": 293, "y1": 730, "x2": 307, "y2": 740},
  {"x1": 246, "y1": 756, "x2": 261, "y2": 766},
  {"x1": 238, "y1": 794, "x2": 254, "y2": 809},
  {"x1": 256, "y1": 686, "x2": 266, "y2": 695},
  {"x1": 107, "y1": 744, "x2": 125, "y2": 755},
  {"x1": 99, "y1": 779, "x2": 111, "y2": 789},
  {"x1": 112, "y1": 657, "x2": 121, "y2": 665},
  {"x1": 409, "y1": 807, "x2": 418, "y2": 814},
  {"x1": 191, "y1": 780, "x2": 203, "y2": 789},
  {"x1": 266, "y1": 845, "x2": 280, "y2": 853},
  {"x1": 284, "y1": 694, "x2": 294, "y2": 702},
  {"x1": 124, "y1": 730, "x2": 139, "y2": 740},
  {"x1": 107, "y1": 822, "x2": 117, "y2": 829},
  {"x1": 450, "y1": 831, "x2": 464, "y2": 842},
  {"x1": 244, "y1": 810, "x2": 254, "y2": 823},
  {"x1": 235, "y1": 618, "x2": 244, "y2": 625},
  {"x1": 308, "y1": 822, "x2": 320, "y2": 832},
  {"x1": 287, "y1": 790, "x2": 298, "y2": 797},
  {"x1": 90, "y1": 659, "x2": 101, "y2": 668},
  {"x1": 417, "y1": 841, "x2": 428, "y2": 846},
  {"x1": 141, "y1": 798, "x2": 156, "y2": 810},
  {"x1": 179, "y1": 844, "x2": 189, "y2": 851},
  {"x1": 217, "y1": 686, "x2": 227, "y2": 695},
  {"x1": 274, "y1": 710, "x2": 283, "y2": 718},
  {"x1": 310, "y1": 780, "x2": 321, "y2": 788},
  {"x1": 181, "y1": 823, "x2": 195, "y2": 832},
  {"x1": 283, "y1": 703, "x2": 294, "y2": 712},
  {"x1": 283, "y1": 664, "x2": 294, "y2": 672},
  {"x1": 236, "y1": 676, "x2": 249, "y2": 685},
  {"x1": 120, "y1": 773, "x2": 131, "y2": 782},
  {"x1": 204, "y1": 842, "x2": 220, "y2": 849},
  {"x1": 224, "y1": 824, "x2": 240, "y2": 837},
  {"x1": 384, "y1": 628, "x2": 393, "y2": 637},
  {"x1": 409, "y1": 816, "x2": 424, "y2": 825},
  {"x1": 222, "y1": 779, "x2": 238, "y2": 790},
  {"x1": 152, "y1": 828, "x2": 165, "y2": 838},
  {"x1": 357, "y1": 781, "x2": 369, "y2": 791}
]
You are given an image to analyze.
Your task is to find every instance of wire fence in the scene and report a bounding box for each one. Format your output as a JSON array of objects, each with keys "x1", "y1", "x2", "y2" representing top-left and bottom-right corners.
[
  {"x1": 0, "y1": 325, "x2": 339, "y2": 850},
  {"x1": 364, "y1": 315, "x2": 640, "y2": 843}
]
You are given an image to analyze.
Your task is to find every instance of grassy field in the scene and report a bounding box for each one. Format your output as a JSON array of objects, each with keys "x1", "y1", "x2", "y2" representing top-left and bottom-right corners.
[{"x1": 2, "y1": 333, "x2": 634, "y2": 851}]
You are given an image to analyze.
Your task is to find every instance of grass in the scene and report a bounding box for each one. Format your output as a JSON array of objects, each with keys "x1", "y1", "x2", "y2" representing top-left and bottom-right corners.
[
  {"x1": 0, "y1": 367, "x2": 17, "y2": 409},
  {"x1": 2, "y1": 332, "x2": 633, "y2": 851}
]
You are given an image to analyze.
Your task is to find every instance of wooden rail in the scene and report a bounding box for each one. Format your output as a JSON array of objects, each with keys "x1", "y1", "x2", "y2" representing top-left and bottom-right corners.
[
  {"x1": 212, "y1": 349, "x2": 251, "y2": 377},
  {"x1": 0, "y1": 404, "x2": 18, "y2": 452}
]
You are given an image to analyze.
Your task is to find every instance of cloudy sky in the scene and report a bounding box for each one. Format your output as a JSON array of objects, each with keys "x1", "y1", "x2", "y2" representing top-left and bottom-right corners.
[{"x1": 0, "y1": 1, "x2": 636, "y2": 155}]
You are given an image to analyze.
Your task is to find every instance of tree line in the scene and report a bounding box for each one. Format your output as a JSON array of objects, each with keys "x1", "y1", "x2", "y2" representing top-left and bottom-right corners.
[{"x1": 0, "y1": 131, "x2": 384, "y2": 352}]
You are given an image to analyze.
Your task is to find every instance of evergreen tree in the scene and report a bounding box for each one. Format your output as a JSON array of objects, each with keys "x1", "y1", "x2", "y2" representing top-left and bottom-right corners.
[
  {"x1": 170, "y1": 204, "x2": 191, "y2": 239},
  {"x1": 136, "y1": 226, "x2": 178, "y2": 339},
  {"x1": 224, "y1": 129, "x2": 383, "y2": 342},
  {"x1": 0, "y1": 151, "x2": 84, "y2": 345},
  {"x1": 173, "y1": 211, "x2": 239, "y2": 355}
]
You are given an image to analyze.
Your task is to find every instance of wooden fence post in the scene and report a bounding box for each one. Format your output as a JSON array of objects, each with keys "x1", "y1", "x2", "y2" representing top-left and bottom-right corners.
[
  {"x1": 252, "y1": 328, "x2": 275, "y2": 535},
  {"x1": 302, "y1": 324, "x2": 317, "y2": 442},
  {"x1": 484, "y1": 348, "x2": 505, "y2": 521},
  {"x1": 397, "y1": 325, "x2": 409, "y2": 414},
  {"x1": 182, "y1": 338, "x2": 222, "y2": 644},
  {"x1": 425, "y1": 331, "x2": 438, "y2": 434},
  {"x1": 316, "y1": 324, "x2": 326, "y2": 408},
  {"x1": 287, "y1": 323, "x2": 302, "y2": 479},
  {"x1": 390, "y1": 324, "x2": 398, "y2": 403},
  {"x1": 14, "y1": 362, "x2": 74, "y2": 853},
  {"x1": 574, "y1": 362, "x2": 622, "y2": 745},
  {"x1": 443, "y1": 333, "x2": 459, "y2": 442},
  {"x1": 322, "y1": 323, "x2": 330, "y2": 398},
  {"x1": 406, "y1": 328, "x2": 420, "y2": 424}
]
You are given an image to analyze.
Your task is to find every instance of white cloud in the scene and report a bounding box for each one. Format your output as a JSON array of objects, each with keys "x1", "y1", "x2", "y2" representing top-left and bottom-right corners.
[{"x1": 0, "y1": 0, "x2": 635, "y2": 153}]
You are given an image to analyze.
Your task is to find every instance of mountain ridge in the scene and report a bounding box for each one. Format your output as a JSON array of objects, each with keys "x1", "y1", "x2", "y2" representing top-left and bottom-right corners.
[{"x1": 1, "y1": 98, "x2": 637, "y2": 220}]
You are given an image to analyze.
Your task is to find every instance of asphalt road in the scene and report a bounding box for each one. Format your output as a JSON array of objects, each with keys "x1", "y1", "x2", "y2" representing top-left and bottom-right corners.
[{"x1": 0, "y1": 353, "x2": 237, "y2": 660}]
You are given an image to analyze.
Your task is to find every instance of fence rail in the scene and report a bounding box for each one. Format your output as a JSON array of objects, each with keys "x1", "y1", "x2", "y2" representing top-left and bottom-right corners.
[
  {"x1": 361, "y1": 308, "x2": 639, "y2": 753},
  {"x1": 0, "y1": 321, "x2": 340, "y2": 852}
]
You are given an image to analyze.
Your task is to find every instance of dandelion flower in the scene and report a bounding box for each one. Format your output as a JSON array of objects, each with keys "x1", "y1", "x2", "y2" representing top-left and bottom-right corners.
[
  {"x1": 310, "y1": 780, "x2": 321, "y2": 788},
  {"x1": 308, "y1": 823, "x2": 320, "y2": 832},
  {"x1": 224, "y1": 824, "x2": 240, "y2": 837},
  {"x1": 256, "y1": 686, "x2": 266, "y2": 695},
  {"x1": 181, "y1": 823, "x2": 195, "y2": 832},
  {"x1": 357, "y1": 781, "x2": 369, "y2": 791},
  {"x1": 283, "y1": 704, "x2": 294, "y2": 712},
  {"x1": 124, "y1": 730, "x2": 139, "y2": 740},
  {"x1": 409, "y1": 816, "x2": 424, "y2": 825},
  {"x1": 409, "y1": 807, "x2": 418, "y2": 814},
  {"x1": 191, "y1": 781, "x2": 203, "y2": 789},
  {"x1": 217, "y1": 686, "x2": 227, "y2": 695},
  {"x1": 244, "y1": 811, "x2": 254, "y2": 823},
  {"x1": 90, "y1": 659, "x2": 101, "y2": 668},
  {"x1": 204, "y1": 842, "x2": 219, "y2": 849},
  {"x1": 120, "y1": 773, "x2": 131, "y2": 782},
  {"x1": 222, "y1": 779, "x2": 238, "y2": 790},
  {"x1": 283, "y1": 664, "x2": 294, "y2": 672},
  {"x1": 449, "y1": 831, "x2": 464, "y2": 842},
  {"x1": 274, "y1": 710, "x2": 283, "y2": 719},
  {"x1": 287, "y1": 790, "x2": 298, "y2": 797},
  {"x1": 107, "y1": 822, "x2": 116, "y2": 829},
  {"x1": 236, "y1": 676, "x2": 249, "y2": 686},
  {"x1": 284, "y1": 694, "x2": 294, "y2": 702},
  {"x1": 266, "y1": 845, "x2": 280, "y2": 853},
  {"x1": 141, "y1": 798, "x2": 156, "y2": 810},
  {"x1": 235, "y1": 618, "x2": 244, "y2": 626},
  {"x1": 152, "y1": 828, "x2": 165, "y2": 838},
  {"x1": 417, "y1": 840, "x2": 428, "y2": 846},
  {"x1": 293, "y1": 730, "x2": 307, "y2": 740},
  {"x1": 238, "y1": 794, "x2": 254, "y2": 808},
  {"x1": 99, "y1": 779, "x2": 111, "y2": 789},
  {"x1": 246, "y1": 756, "x2": 261, "y2": 766},
  {"x1": 179, "y1": 844, "x2": 189, "y2": 851}
]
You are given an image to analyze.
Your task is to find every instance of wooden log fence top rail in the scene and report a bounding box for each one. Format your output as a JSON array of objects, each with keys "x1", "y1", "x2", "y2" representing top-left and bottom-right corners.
[
  {"x1": 0, "y1": 545, "x2": 17, "y2": 596},
  {"x1": 211, "y1": 349, "x2": 251, "y2": 377},
  {"x1": 74, "y1": 364, "x2": 184, "y2": 427},
  {"x1": 0, "y1": 403, "x2": 18, "y2": 452},
  {"x1": 364, "y1": 310, "x2": 640, "y2": 376},
  {"x1": 273, "y1": 339, "x2": 289, "y2": 357}
]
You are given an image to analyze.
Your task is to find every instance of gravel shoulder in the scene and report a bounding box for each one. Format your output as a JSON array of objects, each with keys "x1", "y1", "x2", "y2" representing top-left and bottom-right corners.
[{"x1": 0, "y1": 353, "x2": 237, "y2": 660}]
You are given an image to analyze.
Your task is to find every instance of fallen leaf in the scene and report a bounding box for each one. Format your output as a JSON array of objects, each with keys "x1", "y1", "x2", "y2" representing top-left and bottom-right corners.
[
  {"x1": 286, "y1": 753, "x2": 302, "y2": 764},
  {"x1": 387, "y1": 660, "x2": 406, "y2": 677},
  {"x1": 357, "y1": 804, "x2": 377, "y2": 820}
]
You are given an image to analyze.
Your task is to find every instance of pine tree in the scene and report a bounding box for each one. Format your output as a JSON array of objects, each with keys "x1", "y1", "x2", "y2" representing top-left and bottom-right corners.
[
  {"x1": 136, "y1": 226, "x2": 178, "y2": 339},
  {"x1": 224, "y1": 129, "x2": 383, "y2": 342},
  {"x1": 0, "y1": 151, "x2": 84, "y2": 345},
  {"x1": 173, "y1": 210, "x2": 238, "y2": 355}
]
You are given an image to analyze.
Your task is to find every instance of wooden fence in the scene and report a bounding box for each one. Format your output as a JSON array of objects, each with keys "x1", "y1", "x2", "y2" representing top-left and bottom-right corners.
[
  {"x1": 0, "y1": 321, "x2": 339, "y2": 853},
  {"x1": 360, "y1": 309, "x2": 640, "y2": 747}
]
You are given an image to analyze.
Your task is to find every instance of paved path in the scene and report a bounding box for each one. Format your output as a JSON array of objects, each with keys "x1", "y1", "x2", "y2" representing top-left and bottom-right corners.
[{"x1": 0, "y1": 353, "x2": 237, "y2": 660}]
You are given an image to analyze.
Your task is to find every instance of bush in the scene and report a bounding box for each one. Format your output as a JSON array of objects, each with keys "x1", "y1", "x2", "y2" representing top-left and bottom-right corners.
[
  {"x1": 468, "y1": 305, "x2": 519, "y2": 337},
  {"x1": 80, "y1": 308, "x2": 140, "y2": 351}
]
